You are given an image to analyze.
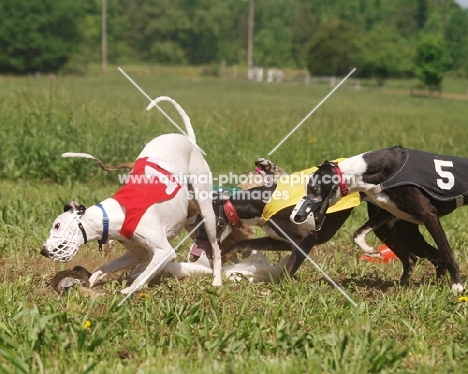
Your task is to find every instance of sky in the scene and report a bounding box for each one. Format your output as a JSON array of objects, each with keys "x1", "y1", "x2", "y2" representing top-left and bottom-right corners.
[{"x1": 455, "y1": 0, "x2": 468, "y2": 8}]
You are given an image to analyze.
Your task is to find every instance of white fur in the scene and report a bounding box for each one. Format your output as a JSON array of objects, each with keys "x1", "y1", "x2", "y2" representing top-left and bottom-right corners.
[
  {"x1": 160, "y1": 251, "x2": 289, "y2": 283},
  {"x1": 223, "y1": 252, "x2": 289, "y2": 282},
  {"x1": 353, "y1": 226, "x2": 381, "y2": 257},
  {"x1": 331, "y1": 155, "x2": 424, "y2": 255},
  {"x1": 42, "y1": 96, "x2": 222, "y2": 297},
  {"x1": 452, "y1": 283, "x2": 464, "y2": 293},
  {"x1": 338, "y1": 155, "x2": 423, "y2": 223}
]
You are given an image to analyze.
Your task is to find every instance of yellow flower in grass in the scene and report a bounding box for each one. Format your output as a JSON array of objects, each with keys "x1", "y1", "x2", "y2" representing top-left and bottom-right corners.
[
  {"x1": 458, "y1": 296, "x2": 468, "y2": 303},
  {"x1": 139, "y1": 293, "x2": 150, "y2": 299},
  {"x1": 83, "y1": 320, "x2": 92, "y2": 329}
]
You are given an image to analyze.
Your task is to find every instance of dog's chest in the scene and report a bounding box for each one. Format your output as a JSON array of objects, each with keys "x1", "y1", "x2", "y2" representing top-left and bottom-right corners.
[
  {"x1": 379, "y1": 149, "x2": 468, "y2": 201},
  {"x1": 113, "y1": 157, "x2": 182, "y2": 239}
]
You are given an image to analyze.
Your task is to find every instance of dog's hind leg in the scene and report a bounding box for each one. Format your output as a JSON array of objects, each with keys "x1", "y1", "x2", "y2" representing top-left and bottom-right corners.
[
  {"x1": 424, "y1": 215, "x2": 465, "y2": 292},
  {"x1": 421, "y1": 214, "x2": 463, "y2": 292},
  {"x1": 89, "y1": 251, "x2": 143, "y2": 287},
  {"x1": 198, "y1": 200, "x2": 222, "y2": 286},
  {"x1": 391, "y1": 221, "x2": 446, "y2": 280},
  {"x1": 374, "y1": 219, "x2": 418, "y2": 285},
  {"x1": 368, "y1": 202, "x2": 446, "y2": 285},
  {"x1": 386, "y1": 187, "x2": 463, "y2": 292},
  {"x1": 189, "y1": 178, "x2": 222, "y2": 286}
]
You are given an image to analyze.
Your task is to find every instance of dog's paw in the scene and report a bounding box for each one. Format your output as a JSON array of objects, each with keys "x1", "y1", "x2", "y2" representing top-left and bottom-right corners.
[
  {"x1": 354, "y1": 235, "x2": 381, "y2": 257},
  {"x1": 88, "y1": 271, "x2": 103, "y2": 288},
  {"x1": 365, "y1": 251, "x2": 382, "y2": 258},
  {"x1": 211, "y1": 278, "x2": 222, "y2": 287},
  {"x1": 452, "y1": 283, "x2": 465, "y2": 294},
  {"x1": 121, "y1": 286, "x2": 133, "y2": 295}
]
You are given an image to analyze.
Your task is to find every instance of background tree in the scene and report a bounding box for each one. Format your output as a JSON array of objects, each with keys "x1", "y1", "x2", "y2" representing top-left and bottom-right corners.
[
  {"x1": 215, "y1": 0, "x2": 248, "y2": 65},
  {"x1": 0, "y1": 0, "x2": 88, "y2": 73},
  {"x1": 254, "y1": 19, "x2": 294, "y2": 68},
  {"x1": 291, "y1": 0, "x2": 321, "y2": 68},
  {"x1": 357, "y1": 24, "x2": 414, "y2": 85},
  {"x1": 117, "y1": 0, "x2": 189, "y2": 64},
  {"x1": 253, "y1": 0, "x2": 295, "y2": 68},
  {"x1": 413, "y1": 34, "x2": 451, "y2": 89},
  {"x1": 444, "y1": 7, "x2": 468, "y2": 71},
  {"x1": 306, "y1": 20, "x2": 363, "y2": 76},
  {"x1": 1, "y1": 0, "x2": 468, "y2": 76}
]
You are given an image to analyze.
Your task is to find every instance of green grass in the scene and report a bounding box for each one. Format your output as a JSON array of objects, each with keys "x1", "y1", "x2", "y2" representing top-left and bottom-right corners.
[{"x1": 1, "y1": 67, "x2": 468, "y2": 373}]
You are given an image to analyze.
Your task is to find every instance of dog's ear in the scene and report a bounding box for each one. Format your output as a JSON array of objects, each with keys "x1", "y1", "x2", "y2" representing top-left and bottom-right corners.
[
  {"x1": 63, "y1": 201, "x2": 87, "y2": 215},
  {"x1": 255, "y1": 158, "x2": 287, "y2": 176},
  {"x1": 63, "y1": 202, "x2": 74, "y2": 212}
]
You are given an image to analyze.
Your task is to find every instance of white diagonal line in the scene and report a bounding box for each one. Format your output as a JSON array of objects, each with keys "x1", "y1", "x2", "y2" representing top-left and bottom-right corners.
[
  {"x1": 118, "y1": 67, "x2": 207, "y2": 155},
  {"x1": 268, "y1": 68, "x2": 356, "y2": 155},
  {"x1": 268, "y1": 218, "x2": 357, "y2": 307},
  {"x1": 118, "y1": 219, "x2": 206, "y2": 307},
  {"x1": 173, "y1": 218, "x2": 206, "y2": 251}
]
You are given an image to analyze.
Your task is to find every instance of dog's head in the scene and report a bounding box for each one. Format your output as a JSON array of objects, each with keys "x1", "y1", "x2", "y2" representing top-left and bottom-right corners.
[
  {"x1": 237, "y1": 158, "x2": 288, "y2": 190},
  {"x1": 41, "y1": 201, "x2": 88, "y2": 262},
  {"x1": 291, "y1": 161, "x2": 341, "y2": 230}
]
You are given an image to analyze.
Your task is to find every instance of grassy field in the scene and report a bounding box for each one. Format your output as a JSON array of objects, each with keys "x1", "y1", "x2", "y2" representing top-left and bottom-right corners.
[{"x1": 1, "y1": 66, "x2": 468, "y2": 373}]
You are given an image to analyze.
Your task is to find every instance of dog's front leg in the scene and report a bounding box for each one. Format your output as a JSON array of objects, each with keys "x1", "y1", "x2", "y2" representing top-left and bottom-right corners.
[
  {"x1": 89, "y1": 251, "x2": 141, "y2": 287},
  {"x1": 121, "y1": 249, "x2": 176, "y2": 294},
  {"x1": 353, "y1": 209, "x2": 394, "y2": 257}
]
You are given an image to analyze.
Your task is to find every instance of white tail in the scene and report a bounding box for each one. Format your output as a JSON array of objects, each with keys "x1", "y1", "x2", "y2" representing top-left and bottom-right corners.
[
  {"x1": 146, "y1": 96, "x2": 196, "y2": 144},
  {"x1": 62, "y1": 152, "x2": 96, "y2": 160},
  {"x1": 61, "y1": 153, "x2": 134, "y2": 171}
]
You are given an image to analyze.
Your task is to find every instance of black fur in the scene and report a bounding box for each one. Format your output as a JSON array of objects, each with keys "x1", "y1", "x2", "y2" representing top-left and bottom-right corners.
[
  {"x1": 216, "y1": 184, "x2": 444, "y2": 284},
  {"x1": 306, "y1": 146, "x2": 466, "y2": 290}
]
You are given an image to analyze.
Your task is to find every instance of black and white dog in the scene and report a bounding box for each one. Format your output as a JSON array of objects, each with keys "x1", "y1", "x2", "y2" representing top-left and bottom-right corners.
[
  {"x1": 213, "y1": 158, "x2": 446, "y2": 285},
  {"x1": 293, "y1": 146, "x2": 467, "y2": 292}
]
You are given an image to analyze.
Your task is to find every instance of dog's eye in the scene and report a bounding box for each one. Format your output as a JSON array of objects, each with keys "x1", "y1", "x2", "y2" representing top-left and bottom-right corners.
[
  {"x1": 308, "y1": 186, "x2": 318, "y2": 194},
  {"x1": 54, "y1": 223, "x2": 60, "y2": 230}
]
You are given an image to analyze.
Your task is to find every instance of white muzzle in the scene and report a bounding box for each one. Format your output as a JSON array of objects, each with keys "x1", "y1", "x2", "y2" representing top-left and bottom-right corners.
[
  {"x1": 290, "y1": 198, "x2": 316, "y2": 231},
  {"x1": 43, "y1": 214, "x2": 83, "y2": 262}
]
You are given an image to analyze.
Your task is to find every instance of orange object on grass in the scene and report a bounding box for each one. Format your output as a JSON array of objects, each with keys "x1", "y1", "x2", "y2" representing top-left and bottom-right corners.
[{"x1": 360, "y1": 244, "x2": 397, "y2": 263}]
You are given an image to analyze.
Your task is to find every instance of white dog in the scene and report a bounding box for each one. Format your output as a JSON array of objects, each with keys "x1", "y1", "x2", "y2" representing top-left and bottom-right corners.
[{"x1": 41, "y1": 96, "x2": 222, "y2": 295}]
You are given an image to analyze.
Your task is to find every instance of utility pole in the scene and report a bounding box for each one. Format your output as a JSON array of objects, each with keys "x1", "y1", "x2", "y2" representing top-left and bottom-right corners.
[
  {"x1": 102, "y1": 0, "x2": 107, "y2": 73},
  {"x1": 247, "y1": 0, "x2": 254, "y2": 79}
]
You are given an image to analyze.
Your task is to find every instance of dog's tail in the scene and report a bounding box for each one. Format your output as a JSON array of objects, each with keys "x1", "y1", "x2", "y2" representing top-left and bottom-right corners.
[
  {"x1": 146, "y1": 96, "x2": 196, "y2": 144},
  {"x1": 61, "y1": 152, "x2": 135, "y2": 171}
]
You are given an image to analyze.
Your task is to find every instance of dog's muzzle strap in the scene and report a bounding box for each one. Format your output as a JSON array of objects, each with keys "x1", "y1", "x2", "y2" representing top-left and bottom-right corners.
[
  {"x1": 96, "y1": 203, "x2": 109, "y2": 251},
  {"x1": 78, "y1": 221, "x2": 87, "y2": 244}
]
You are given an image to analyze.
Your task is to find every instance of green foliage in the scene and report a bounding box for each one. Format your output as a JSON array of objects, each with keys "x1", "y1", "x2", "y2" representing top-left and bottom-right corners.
[
  {"x1": 357, "y1": 24, "x2": 414, "y2": 84},
  {"x1": 444, "y1": 7, "x2": 468, "y2": 71},
  {"x1": 253, "y1": 0, "x2": 295, "y2": 68},
  {"x1": 254, "y1": 19, "x2": 294, "y2": 68},
  {"x1": 2, "y1": 71, "x2": 468, "y2": 183},
  {"x1": 0, "y1": 0, "x2": 89, "y2": 73},
  {"x1": 1, "y1": 73, "x2": 468, "y2": 372},
  {"x1": 414, "y1": 34, "x2": 451, "y2": 89},
  {"x1": 307, "y1": 20, "x2": 363, "y2": 76},
  {"x1": 2, "y1": 0, "x2": 468, "y2": 75},
  {"x1": 116, "y1": 0, "x2": 229, "y2": 65},
  {"x1": 291, "y1": 1, "x2": 320, "y2": 68}
]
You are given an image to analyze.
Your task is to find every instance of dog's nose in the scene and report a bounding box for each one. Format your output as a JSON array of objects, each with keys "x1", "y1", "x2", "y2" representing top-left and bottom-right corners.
[{"x1": 40, "y1": 246, "x2": 50, "y2": 258}]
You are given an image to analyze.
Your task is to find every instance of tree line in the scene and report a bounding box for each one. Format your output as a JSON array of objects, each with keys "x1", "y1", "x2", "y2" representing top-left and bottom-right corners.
[{"x1": 0, "y1": 0, "x2": 467, "y2": 85}]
